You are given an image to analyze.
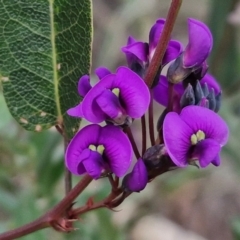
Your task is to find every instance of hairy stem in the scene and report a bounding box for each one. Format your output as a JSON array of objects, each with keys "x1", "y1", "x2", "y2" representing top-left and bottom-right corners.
[{"x1": 144, "y1": 0, "x2": 182, "y2": 88}]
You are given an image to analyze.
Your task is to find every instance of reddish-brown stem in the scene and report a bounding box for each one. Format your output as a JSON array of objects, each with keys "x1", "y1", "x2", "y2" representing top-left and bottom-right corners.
[
  {"x1": 141, "y1": 115, "x2": 147, "y2": 155},
  {"x1": 0, "y1": 175, "x2": 92, "y2": 240},
  {"x1": 144, "y1": 0, "x2": 182, "y2": 88},
  {"x1": 0, "y1": 217, "x2": 49, "y2": 240},
  {"x1": 148, "y1": 91, "x2": 155, "y2": 146},
  {"x1": 125, "y1": 127, "x2": 141, "y2": 159}
]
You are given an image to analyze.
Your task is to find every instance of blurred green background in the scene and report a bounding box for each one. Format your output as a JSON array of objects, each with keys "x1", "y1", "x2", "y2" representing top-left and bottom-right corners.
[{"x1": 1, "y1": 0, "x2": 240, "y2": 239}]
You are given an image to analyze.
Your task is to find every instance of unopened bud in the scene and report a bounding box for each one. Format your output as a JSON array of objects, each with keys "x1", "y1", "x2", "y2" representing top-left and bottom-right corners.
[
  {"x1": 207, "y1": 88, "x2": 216, "y2": 110},
  {"x1": 180, "y1": 84, "x2": 195, "y2": 108}
]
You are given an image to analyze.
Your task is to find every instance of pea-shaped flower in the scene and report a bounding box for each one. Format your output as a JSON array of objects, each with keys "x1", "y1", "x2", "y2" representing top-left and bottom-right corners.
[
  {"x1": 68, "y1": 67, "x2": 150, "y2": 124},
  {"x1": 163, "y1": 106, "x2": 229, "y2": 168},
  {"x1": 65, "y1": 124, "x2": 133, "y2": 179}
]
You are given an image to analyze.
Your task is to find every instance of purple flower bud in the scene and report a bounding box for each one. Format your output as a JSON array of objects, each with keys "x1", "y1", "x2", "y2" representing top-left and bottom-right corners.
[
  {"x1": 65, "y1": 124, "x2": 133, "y2": 179},
  {"x1": 122, "y1": 159, "x2": 148, "y2": 192},
  {"x1": 180, "y1": 84, "x2": 195, "y2": 108}
]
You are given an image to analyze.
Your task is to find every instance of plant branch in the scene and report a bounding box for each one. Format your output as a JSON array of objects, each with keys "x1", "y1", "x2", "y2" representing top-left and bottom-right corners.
[
  {"x1": 148, "y1": 91, "x2": 155, "y2": 146},
  {"x1": 141, "y1": 115, "x2": 147, "y2": 156},
  {"x1": 144, "y1": 0, "x2": 182, "y2": 88},
  {"x1": 125, "y1": 127, "x2": 141, "y2": 159}
]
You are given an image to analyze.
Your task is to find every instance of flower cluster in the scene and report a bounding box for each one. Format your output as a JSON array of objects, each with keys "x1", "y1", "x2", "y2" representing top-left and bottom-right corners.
[{"x1": 65, "y1": 17, "x2": 229, "y2": 193}]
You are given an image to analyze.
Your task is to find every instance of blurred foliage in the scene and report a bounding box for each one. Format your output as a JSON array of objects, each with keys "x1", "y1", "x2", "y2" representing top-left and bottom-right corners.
[{"x1": 0, "y1": 0, "x2": 240, "y2": 240}]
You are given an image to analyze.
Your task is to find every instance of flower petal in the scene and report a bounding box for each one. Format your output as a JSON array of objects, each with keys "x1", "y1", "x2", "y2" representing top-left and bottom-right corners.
[
  {"x1": 163, "y1": 112, "x2": 193, "y2": 167},
  {"x1": 81, "y1": 74, "x2": 116, "y2": 123},
  {"x1": 123, "y1": 159, "x2": 148, "y2": 192},
  {"x1": 99, "y1": 125, "x2": 132, "y2": 177},
  {"x1": 183, "y1": 18, "x2": 213, "y2": 68},
  {"x1": 121, "y1": 41, "x2": 149, "y2": 65},
  {"x1": 67, "y1": 103, "x2": 84, "y2": 118},
  {"x1": 65, "y1": 124, "x2": 102, "y2": 175},
  {"x1": 78, "y1": 75, "x2": 92, "y2": 97},
  {"x1": 95, "y1": 89, "x2": 122, "y2": 119},
  {"x1": 211, "y1": 153, "x2": 220, "y2": 166},
  {"x1": 149, "y1": 18, "x2": 165, "y2": 58},
  {"x1": 162, "y1": 40, "x2": 183, "y2": 66},
  {"x1": 180, "y1": 106, "x2": 229, "y2": 146},
  {"x1": 95, "y1": 66, "x2": 111, "y2": 80},
  {"x1": 81, "y1": 150, "x2": 104, "y2": 179},
  {"x1": 114, "y1": 67, "x2": 150, "y2": 118},
  {"x1": 200, "y1": 73, "x2": 221, "y2": 95},
  {"x1": 191, "y1": 139, "x2": 220, "y2": 168}
]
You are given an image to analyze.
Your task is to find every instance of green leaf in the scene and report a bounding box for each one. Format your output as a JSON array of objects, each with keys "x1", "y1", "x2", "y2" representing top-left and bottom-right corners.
[{"x1": 0, "y1": 0, "x2": 92, "y2": 138}]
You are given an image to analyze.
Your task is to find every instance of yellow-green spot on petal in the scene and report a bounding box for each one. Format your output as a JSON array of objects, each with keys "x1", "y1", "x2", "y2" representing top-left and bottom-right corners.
[
  {"x1": 112, "y1": 88, "x2": 120, "y2": 97},
  {"x1": 196, "y1": 130, "x2": 205, "y2": 141},
  {"x1": 89, "y1": 144, "x2": 97, "y2": 151},
  {"x1": 97, "y1": 145, "x2": 105, "y2": 155},
  {"x1": 191, "y1": 134, "x2": 198, "y2": 145}
]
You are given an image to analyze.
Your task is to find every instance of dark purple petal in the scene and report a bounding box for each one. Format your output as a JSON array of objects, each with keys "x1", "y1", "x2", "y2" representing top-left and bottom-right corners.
[
  {"x1": 180, "y1": 106, "x2": 229, "y2": 146},
  {"x1": 153, "y1": 75, "x2": 183, "y2": 107},
  {"x1": 183, "y1": 18, "x2": 213, "y2": 68},
  {"x1": 114, "y1": 67, "x2": 150, "y2": 118},
  {"x1": 95, "y1": 89, "x2": 123, "y2": 119},
  {"x1": 163, "y1": 112, "x2": 193, "y2": 167},
  {"x1": 149, "y1": 19, "x2": 165, "y2": 58},
  {"x1": 124, "y1": 159, "x2": 148, "y2": 192},
  {"x1": 162, "y1": 40, "x2": 183, "y2": 65},
  {"x1": 211, "y1": 153, "x2": 220, "y2": 166},
  {"x1": 81, "y1": 150, "x2": 104, "y2": 179},
  {"x1": 65, "y1": 124, "x2": 102, "y2": 175},
  {"x1": 78, "y1": 75, "x2": 92, "y2": 97},
  {"x1": 191, "y1": 139, "x2": 220, "y2": 168},
  {"x1": 200, "y1": 73, "x2": 221, "y2": 95},
  {"x1": 153, "y1": 75, "x2": 169, "y2": 106},
  {"x1": 121, "y1": 41, "x2": 149, "y2": 66},
  {"x1": 81, "y1": 74, "x2": 116, "y2": 123},
  {"x1": 99, "y1": 125, "x2": 132, "y2": 177},
  {"x1": 95, "y1": 67, "x2": 111, "y2": 80},
  {"x1": 67, "y1": 103, "x2": 84, "y2": 118}
]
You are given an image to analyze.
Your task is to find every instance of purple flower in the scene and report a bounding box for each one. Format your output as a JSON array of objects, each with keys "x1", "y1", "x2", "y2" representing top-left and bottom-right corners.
[
  {"x1": 121, "y1": 19, "x2": 182, "y2": 76},
  {"x1": 167, "y1": 18, "x2": 213, "y2": 83},
  {"x1": 163, "y1": 106, "x2": 229, "y2": 168},
  {"x1": 68, "y1": 67, "x2": 150, "y2": 124},
  {"x1": 65, "y1": 124, "x2": 133, "y2": 179},
  {"x1": 122, "y1": 159, "x2": 148, "y2": 192}
]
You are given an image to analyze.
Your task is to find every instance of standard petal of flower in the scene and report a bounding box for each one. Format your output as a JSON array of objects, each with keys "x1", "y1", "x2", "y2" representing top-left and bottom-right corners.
[
  {"x1": 115, "y1": 67, "x2": 150, "y2": 118},
  {"x1": 149, "y1": 18, "x2": 165, "y2": 57},
  {"x1": 163, "y1": 112, "x2": 193, "y2": 167},
  {"x1": 183, "y1": 18, "x2": 213, "y2": 68},
  {"x1": 191, "y1": 139, "x2": 220, "y2": 168},
  {"x1": 67, "y1": 103, "x2": 84, "y2": 118},
  {"x1": 65, "y1": 124, "x2": 101, "y2": 175},
  {"x1": 78, "y1": 75, "x2": 92, "y2": 97},
  {"x1": 121, "y1": 41, "x2": 149, "y2": 65},
  {"x1": 100, "y1": 125, "x2": 132, "y2": 177},
  {"x1": 200, "y1": 73, "x2": 221, "y2": 95},
  {"x1": 124, "y1": 159, "x2": 148, "y2": 192},
  {"x1": 180, "y1": 106, "x2": 229, "y2": 146},
  {"x1": 95, "y1": 66, "x2": 111, "y2": 80},
  {"x1": 95, "y1": 89, "x2": 122, "y2": 119},
  {"x1": 81, "y1": 74, "x2": 116, "y2": 123},
  {"x1": 81, "y1": 150, "x2": 104, "y2": 179},
  {"x1": 162, "y1": 40, "x2": 183, "y2": 66}
]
